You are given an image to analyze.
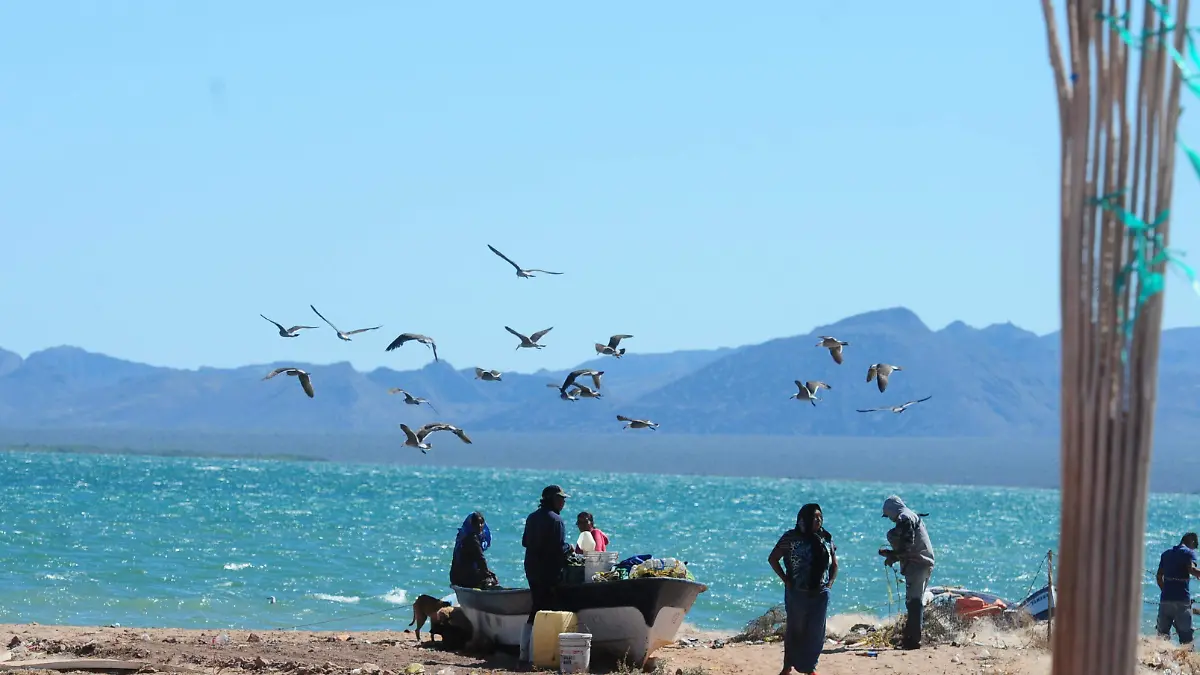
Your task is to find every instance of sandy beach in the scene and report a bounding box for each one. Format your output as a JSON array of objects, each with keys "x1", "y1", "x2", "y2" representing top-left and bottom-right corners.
[{"x1": 0, "y1": 620, "x2": 1050, "y2": 675}]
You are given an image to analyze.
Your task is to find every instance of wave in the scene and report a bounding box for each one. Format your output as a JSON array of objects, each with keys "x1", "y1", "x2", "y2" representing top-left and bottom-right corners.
[
  {"x1": 223, "y1": 563, "x2": 253, "y2": 571},
  {"x1": 310, "y1": 593, "x2": 360, "y2": 604},
  {"x1": 379, "y1": 588, "x2": 407, "y2": 605}
]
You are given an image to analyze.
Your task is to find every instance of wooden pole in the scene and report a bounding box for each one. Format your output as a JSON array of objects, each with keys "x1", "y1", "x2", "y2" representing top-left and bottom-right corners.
[
  {"x1": 1047, "y1": 550, "x2": 1055, "y2": 645},
  {"x1": 1041, "y1": 1, "x2": 1187, "y2": 673}
]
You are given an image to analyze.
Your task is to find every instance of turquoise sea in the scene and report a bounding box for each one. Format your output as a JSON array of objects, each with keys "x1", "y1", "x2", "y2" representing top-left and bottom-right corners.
[{"x1": 0, "y1": 450, "x2": 1194, "y2": 634}]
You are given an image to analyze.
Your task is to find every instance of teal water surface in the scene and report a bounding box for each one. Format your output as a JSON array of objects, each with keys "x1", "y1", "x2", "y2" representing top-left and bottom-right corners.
[{"x1": 0, "y1": 450, "x2": 1194, "y2": 634}]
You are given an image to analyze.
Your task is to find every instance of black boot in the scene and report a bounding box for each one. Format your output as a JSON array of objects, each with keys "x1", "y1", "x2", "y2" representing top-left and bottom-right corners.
[{"x1": 902, "y1": 599, "x2": 923, "y2": 649}]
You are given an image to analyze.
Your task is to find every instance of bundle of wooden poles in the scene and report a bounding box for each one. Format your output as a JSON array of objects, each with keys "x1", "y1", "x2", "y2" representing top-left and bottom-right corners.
[{"x1": 1041, "y1": 0, "x2": 1189, "y2": 673}]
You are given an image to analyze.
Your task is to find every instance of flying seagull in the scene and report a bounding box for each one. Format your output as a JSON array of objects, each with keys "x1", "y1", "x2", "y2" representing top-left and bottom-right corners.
[
  {"x1": 487, "y1": 244, "x2": 563, "y2": 278},
  {"x1": 260, "y1": 315, "x2": 319, "y2": 338},
  {"x1": 263, "y1": 367, "x2": 314, "y2": 398},
  {"x1": 475, "y1": 367, "x2": 503, "y2": 382},
  {"x1": 546, "y1": 383, "x2": 580, "y2": 401},
  {"x1": 310, "y1": 304, "x2": 382, "y2": 342},
  {"x1": 616, "y1": 415, "x2": 659, "y2": 431},
  {"x1": 816, "y1": 336, "x2": 849, "y2": 364},
  {"x1": 866, "y1": 363, "x2": 903, "y2": 393},
  {"x1": 506, "y1": 326, "x2": 553, "y2": 350},
  {"x1": 385, "y1": 333, "x2": 439, "y2": 362},
  {"x1": 559, "y1": 368, "x2": 604, "y2": 394},
  {"x1": 595, "y1": 334, "x2": 634, "y2": 358},
  {"x1": 388, "y1": 388, "x2": 439, "y2": 413},
  {"x1": 399, "y1": 422, "x2": 473, "y2": 454},
  {"x1": 570, "y1": 383, "x2": 603, "y2": 399},
  {"x1": 857, "y1": 395, "x2": 933, "y2": 414},
  {"x1": 790, "y1": 380, "x2": 831, "y2": 407}
]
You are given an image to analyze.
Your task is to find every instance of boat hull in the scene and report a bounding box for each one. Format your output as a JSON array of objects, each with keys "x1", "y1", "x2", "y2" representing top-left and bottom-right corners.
[{"x1": 452, "y1": 578, "x2": 707, "y2": 664}]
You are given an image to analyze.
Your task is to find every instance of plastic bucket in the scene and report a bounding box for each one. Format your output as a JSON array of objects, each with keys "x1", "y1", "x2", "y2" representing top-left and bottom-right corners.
[{"x1": 558, "y1": 632, "x2": 592, "y2": 673}]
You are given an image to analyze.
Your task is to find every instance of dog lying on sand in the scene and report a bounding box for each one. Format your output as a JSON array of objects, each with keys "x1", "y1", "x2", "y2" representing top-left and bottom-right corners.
[{"x1": 409, "y1": 594, "x2": 451, "y2": 642}]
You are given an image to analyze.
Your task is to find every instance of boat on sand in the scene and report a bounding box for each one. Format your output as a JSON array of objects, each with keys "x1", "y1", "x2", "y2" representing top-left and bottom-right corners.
[{"x1": 452, "y1": 577, "x2": 708, "y2": 664}]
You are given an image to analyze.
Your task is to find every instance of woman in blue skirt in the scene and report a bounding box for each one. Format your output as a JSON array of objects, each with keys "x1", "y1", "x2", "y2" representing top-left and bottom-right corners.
[{"x1": 767, "y1": 503, "x2": 838, "y2": 675}]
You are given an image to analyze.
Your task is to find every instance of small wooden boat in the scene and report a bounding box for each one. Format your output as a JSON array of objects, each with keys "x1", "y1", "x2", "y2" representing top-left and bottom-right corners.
[{"x1": 452, "y1": 577, "x2": 708, "y2": 664}]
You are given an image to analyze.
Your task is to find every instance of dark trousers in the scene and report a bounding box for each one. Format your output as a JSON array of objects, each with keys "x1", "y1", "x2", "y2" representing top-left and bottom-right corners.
[
  {"x1": 901, "y1": 564, "x2": 932, "y2": 649},
  {"x1": 783, "y1": 588, "x2": 829, "y2": 673},
  {"x1": 1158, "y1": 600, "x2": 1195, "y2": 644},
  {"x1": 527, "y1": 582, "x2": 558, "y2": 624}
]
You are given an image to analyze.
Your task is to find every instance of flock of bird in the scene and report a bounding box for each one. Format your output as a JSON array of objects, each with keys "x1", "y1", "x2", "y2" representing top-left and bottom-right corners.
[
  {"x1": 258, "y1": 245, "x2": 932, "y2": 452},
  {"x1": 256, "y1": 245, "x2": 664, "y2": 453},
  {"x1": 796, "y1": 337, "x2": 933, "y2": 414}
]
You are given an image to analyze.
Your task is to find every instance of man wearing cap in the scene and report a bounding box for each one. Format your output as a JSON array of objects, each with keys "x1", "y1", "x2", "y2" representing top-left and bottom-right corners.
[
  {"x1": 518, "y1": 484, "x2": 575, "y2": 667},
  {"x1": 877, "y1": 494, "x2": 935, "y2": 650}
]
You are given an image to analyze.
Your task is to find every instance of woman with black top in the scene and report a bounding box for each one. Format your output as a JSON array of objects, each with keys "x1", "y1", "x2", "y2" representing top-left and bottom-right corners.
[{"x1": 767, "y1": 503, "x2": 838, "y2": 675}]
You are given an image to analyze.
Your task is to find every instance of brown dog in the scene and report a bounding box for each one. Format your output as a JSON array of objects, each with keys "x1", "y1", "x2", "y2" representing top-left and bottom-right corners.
[
  {"x1": 428, "y1": 605, "x2": 473, "y2": 649},
  {"x1": 409, "y1": 594, "x2": 451, "y2": 642}
]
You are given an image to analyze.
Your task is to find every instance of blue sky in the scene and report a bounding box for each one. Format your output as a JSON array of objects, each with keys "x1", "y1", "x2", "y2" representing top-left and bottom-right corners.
[{"x1": 3, "y1": 2, "x2": 1200, "y2": 374}]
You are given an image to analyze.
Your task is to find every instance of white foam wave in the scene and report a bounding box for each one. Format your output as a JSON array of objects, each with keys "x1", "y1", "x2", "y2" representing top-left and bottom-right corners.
[
  {"x1": 223, "y1": 563, "x2": 253, "y2": 571},
  {"x1": 380, "y1": 588, "x2": 407, "y2": 605},
  {"x1": 311, "y1": 593, "x2": 360, "y2": 604}
]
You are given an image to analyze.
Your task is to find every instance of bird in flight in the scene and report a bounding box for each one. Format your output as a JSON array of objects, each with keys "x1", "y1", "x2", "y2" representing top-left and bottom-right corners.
[
  {"x1": 399, "y1": 422, "x2": 473, "y2": 454},
  {"x1": 546, "y1": 383, "x2": 580, "y2": 401},
  {"x1": 595, "y1": 335, "x2": 634, "y2": 358},
  {"x1": 506, "y1": 326, "x2": 553, "y2": 350},
  {"x1": 570, "y1": 383, "x2": 603, "y2": 399},
  {"x1": 260, "y1": 315, "x2": 319, "y2": 338},
  {"x1": 866, "y1": 363, "x2": 903, "y2": 393},
  {"x1": 385, "y1": 333, "x2": 439, "y2": 362},
  {"x1": 388, "y1": 388, "x2": 439, "y2": 413},
  {"x1": 310, "y1": 305, "x2": 382, "y2": 342},
  {"x1": 475, "y1": 367, "x2": 503, "y2": 382},
  {"x1": 816, "y1": 336, "x2": 850, "y2": 364},
  {"x1": 790, "y1": 380, "x2": 831, "y2": 406},
  {"x1": 487, "y1": 245, "x2": 563, "y2": 278},
  {"x1": 262, "y1": 367, "x2": 315, "y2": 398},
  {"x1": 558, "y1": 368, "x2": 603, "y2": 394},
  {"x1": 616, "y1": 415, "x2": 659, "y2": 431},
  {"x1": 857, "y1": 396, "x2": 932, "y2": 414}
]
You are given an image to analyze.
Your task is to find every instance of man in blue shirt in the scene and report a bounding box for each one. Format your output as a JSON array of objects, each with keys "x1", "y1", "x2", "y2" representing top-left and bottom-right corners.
[
  {"x1": 1156, "y1": 532, "x2": 1200, "y2": 644},
  {"x1": 518, "y1": 484, "x2": 574, "y2": 668}
]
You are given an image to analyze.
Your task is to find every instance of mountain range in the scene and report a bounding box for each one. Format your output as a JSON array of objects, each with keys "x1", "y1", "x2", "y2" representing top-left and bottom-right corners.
[{"x1": 1, "y1": 306, "x2": 1197, "y2": 438}]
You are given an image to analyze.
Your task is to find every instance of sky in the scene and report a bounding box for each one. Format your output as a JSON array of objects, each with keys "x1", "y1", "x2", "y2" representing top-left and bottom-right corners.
[{"x1": 3, "y1": 2, "x2": 1200, "y2": 375}]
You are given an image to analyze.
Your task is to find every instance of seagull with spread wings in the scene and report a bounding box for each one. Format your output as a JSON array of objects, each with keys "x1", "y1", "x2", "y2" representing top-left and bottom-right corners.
[
  {"x1": 616, "y1": 415, "x2": 659, "y2": 430},
  {"x1": 546, "y1": 383, "x2": 580, "y2": 401},
  {"x1": 475, "y1": 367, "x2": 503, "y2": 382},
  {"x1": 790, "y1": 380, "x2": 831, "y2": 407},
  {"x1": 309, "y1": 305, "x2": 382, "y2": 342},
  {"x1": 487, "y1": 244, "x2": 563, "y2": 278},
  {"x1": 595, "y1": 334, "x2": 633, "y2": 358},
  {"x1": 399, "y1": 422, "x2": 473, "y2": 454},
  {"x1": 816, "y1": 336, "x2": 850, "y2": 364},
  {"x1": 263, "y1": 367, "x2": 315, "y2": 398},
  {"x1": 388, "y1": 388, "x2": 439, "y2": 413},
  {"x1": 558, "y1": 368, "x2": 603, "y2": 394},
  {"x1": 866, "y1": 363, "x2": 903, "y2": 393},
  {"x1": 857, "y1": 396, "x2": 933, "y2": 414},
  {"x1": 385, "y1": 333, "x2": 439, "y2": 362},
  {"x1": 260, "y1": 315, "x2": 319, "y2": 338},
  {"x1": 506, "y1": 326, "x2": 553, "y2": 350}
]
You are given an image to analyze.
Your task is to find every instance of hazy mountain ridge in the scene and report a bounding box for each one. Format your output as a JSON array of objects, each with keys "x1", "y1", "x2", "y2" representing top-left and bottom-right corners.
[{"x1": 1, "y1": 307, "x2": 1196, "y2": 438}]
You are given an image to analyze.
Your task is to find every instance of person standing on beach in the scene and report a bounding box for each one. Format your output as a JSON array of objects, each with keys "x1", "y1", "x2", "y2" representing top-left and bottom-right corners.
[
  {"x1": 518, "y1": 485, "x2": 574, "y2": 668},
  {"x1": 1156, "y1": 532, "x2": 1200, "y2": 645},
  {"x1": 768, "y1": 503, "x2": 837, "y2": 675},
  {"x1": 877, "y1": 494, "x2": 935, "y2": 651},
  {"x1": 574, "y1": 511, "x2": 609, "y2": 553}
]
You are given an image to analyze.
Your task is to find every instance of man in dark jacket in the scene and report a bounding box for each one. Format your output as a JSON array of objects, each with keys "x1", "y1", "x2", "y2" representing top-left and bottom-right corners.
[
  {"x1": 518, "y1": 484, "x2": 574, "y2": 667},
  {"x1": 878, "y1": 494, "x2": 936, "y2": 650}
]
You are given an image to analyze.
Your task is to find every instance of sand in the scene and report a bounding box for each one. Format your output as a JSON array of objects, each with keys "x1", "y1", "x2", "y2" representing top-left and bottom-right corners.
[
  {"x1": 0, "y1": 620, "x2": 1052, "y2": 675},
  {"x1": 0, "y1": 620, "x2": 1194, "y2": 674}
]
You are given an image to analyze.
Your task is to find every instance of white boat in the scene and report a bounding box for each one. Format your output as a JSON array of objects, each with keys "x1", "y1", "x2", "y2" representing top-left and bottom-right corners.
[
  {"x1": 452, "y1": 577, "x2": 708, "y2": 665},
  {"x1": 927, "y1": 583, "x2": 1056, "y2": 622}
]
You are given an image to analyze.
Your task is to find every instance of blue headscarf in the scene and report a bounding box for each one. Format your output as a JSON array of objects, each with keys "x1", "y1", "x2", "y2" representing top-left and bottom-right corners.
[{"x1": 454, "y1": 512, "x2": 491, "y2": 556}]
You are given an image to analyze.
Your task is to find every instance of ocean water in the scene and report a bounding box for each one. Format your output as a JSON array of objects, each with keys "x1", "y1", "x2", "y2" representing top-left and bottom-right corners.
[{"x1": 0, "y1": 450, "x2": 1194, "y2": 635}]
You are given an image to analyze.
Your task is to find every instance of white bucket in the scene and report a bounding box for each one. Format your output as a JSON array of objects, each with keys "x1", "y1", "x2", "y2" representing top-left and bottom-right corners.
[
  {"x1": 581, "y1": 551, "x2": 619, "y2": 582},
  {"x1": 558, "y1": 632, "x2": 592, "y2": 673}
]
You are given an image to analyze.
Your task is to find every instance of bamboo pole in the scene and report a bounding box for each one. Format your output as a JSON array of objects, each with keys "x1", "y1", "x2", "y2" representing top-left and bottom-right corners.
[{"x1": 1041, "y1": 1, "x2": 1187, "y2": 673}]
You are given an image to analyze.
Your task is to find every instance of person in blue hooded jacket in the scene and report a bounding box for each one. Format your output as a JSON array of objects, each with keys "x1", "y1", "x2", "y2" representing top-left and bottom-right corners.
[
  {"x1": 450, "y1": 511, "x2": 498, "y2": 589},
  {"x1": 877, "y1": 495, "x2": 935, "y2": 650}
]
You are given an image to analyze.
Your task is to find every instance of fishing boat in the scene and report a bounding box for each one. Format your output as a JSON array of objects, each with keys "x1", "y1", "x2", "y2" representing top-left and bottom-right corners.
[
  {"x1": 927, "y1": 583, "x2": 1056, "y2": 623},
  {"x1": 452, "y1": 577, "x2": 708, "y2": 664}
]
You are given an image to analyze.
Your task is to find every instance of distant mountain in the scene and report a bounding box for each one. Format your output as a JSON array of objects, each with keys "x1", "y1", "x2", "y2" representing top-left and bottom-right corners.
[{"x1": 0, "y1": 307, "x2": 1196, "y2": 438}]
